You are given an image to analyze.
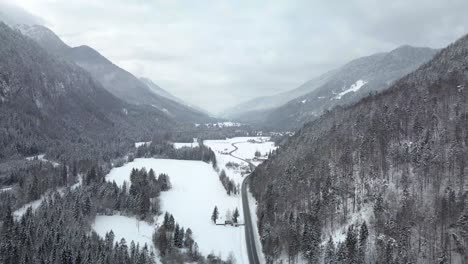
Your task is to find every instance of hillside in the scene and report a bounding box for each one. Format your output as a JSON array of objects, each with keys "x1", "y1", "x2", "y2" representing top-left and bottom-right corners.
[
  {"x1": 15, "y1": 24, "x2": 211, "y2": 123},
  {"x1": 140, "y1": 77, "x2": 183, "y2": 104},
  {"x1": 0, "y1": 22, "x2": 175, "y2": 162},
  {"x1": 250, "y1": 34, "x2": 468, "y2": 263},
  {"x1": 221, "y1": 70, "x2": 336, "y2": 119},
  {"x1": 230, "y1": 46, "x2": 437, "y2": 130}
]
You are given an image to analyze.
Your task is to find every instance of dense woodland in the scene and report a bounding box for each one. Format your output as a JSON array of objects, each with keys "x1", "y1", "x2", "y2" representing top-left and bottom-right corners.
[
  {"x1": 135, "y1": 139, "x2": 217, "y2": 167},
  {"x1": 0, "y1": 159, "x2": 235, "y2": 264},
  {"x1": 0, "y1": 186, "x2": 157, "y2": 264},
  {"x1": 251, "y1": 34, "x2": 468, "y2": 263}
]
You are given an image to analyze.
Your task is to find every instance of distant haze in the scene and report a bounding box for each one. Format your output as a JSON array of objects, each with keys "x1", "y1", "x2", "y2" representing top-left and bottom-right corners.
[{"x1": 4, "y1": 0, "x2": 468, "y2": 114}]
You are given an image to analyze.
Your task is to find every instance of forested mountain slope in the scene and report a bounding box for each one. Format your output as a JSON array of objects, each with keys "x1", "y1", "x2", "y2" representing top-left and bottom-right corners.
[
  {"x1": 0, "y1": 22, "x2": 175, "y2": 162},
  {"x1": 140, "y1": 77, "x2": 184, "y2": 104},
  {"x1": 233, "y1": 46, "x2": 436, "y2": 130},
  {"x1": 250, "y1": 34, "x2": 468, "y2": 263},
  {"x1": 16, "y1": 24, "x2": 211, "y2": 123},
  {"x1": 262, "y1": 46, "x2": 437, "y2": 130},
  {"x1": 221, "y1": 70, "x2": 336, "y2": 119}
]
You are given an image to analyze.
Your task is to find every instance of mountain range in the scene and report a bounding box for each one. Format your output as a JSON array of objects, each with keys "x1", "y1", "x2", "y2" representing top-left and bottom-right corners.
[
  {"x1": 250, "y1": 33, "x2": 468, "y2": 263},
  {"x1": 16, "y1": 24, "x2": 211, "y2": 123},
  {"x1": 227, "y1": 45, "x2": 437, "y2": 130},
  {"x1": 0, "y1": 22, "x2": 178, "y2": 161}
]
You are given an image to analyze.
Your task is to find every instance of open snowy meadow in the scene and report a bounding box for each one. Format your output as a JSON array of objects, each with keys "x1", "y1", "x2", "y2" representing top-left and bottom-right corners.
[
  {"x1": 93, "y1": 215, "x2": 156, "y2": 252},
  {"x1": 93, "y1": 136, "x2": 276, "y2": 263},
  {"x1": 105, "y1": 158, "x2": 248, "y2": 262},
  {"x1": 204, "y1": 137, "x2": 277, "y2": 184}
]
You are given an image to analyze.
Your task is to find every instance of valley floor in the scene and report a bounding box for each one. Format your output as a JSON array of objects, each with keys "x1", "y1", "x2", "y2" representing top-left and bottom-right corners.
[{"x1": 93, "y1": 137, "x2": 276, "y2": 263}]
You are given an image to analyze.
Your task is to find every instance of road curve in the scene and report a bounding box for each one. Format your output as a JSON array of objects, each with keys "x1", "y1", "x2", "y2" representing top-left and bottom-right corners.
[{"x1": 229, "y1": 142, "x2": 261, "y2": 264}]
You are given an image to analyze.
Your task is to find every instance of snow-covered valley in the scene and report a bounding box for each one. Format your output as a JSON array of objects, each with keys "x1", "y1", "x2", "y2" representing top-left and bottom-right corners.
[
  {"x1": 105, "y1": 158, "x2": 245, "y2": 261},
  {"x1": 92, "y1": 136, "x2": 277, "y2": 263}
]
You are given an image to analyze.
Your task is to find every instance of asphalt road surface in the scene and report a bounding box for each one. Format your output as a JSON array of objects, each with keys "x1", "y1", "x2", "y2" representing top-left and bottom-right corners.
[{"x1": 229, "y1": 142, "x2": 261, "y2": 264}]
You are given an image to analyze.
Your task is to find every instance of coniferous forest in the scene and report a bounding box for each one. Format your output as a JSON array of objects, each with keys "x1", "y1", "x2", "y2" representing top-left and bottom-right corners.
[
  {"x1": 2, "y1": 2, "x2": 468, "y2": 264},
  {"x1": 250, "y1": 34, "x2": 468, "y2": 263}
]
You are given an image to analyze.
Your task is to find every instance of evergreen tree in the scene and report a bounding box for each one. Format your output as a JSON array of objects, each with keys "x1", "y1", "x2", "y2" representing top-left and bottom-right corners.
[
  {"x1": 211, "y1": 206, "x2": 219, "y2": 223},
  {"x1": 324, "y1": 237, "x2": 337, "y2": 264},
  {"x1": 163, "y1": 212, "x2": 170, "y2": 228},
  {"x1": 345, "y1": 225, "x2": 358, "y2": 264},
  {"x1": 168, "y1": 214, "x2": 175, "y2": 231},
  {"x1": 358, "y1": 221, "x2": 369, "y2": 263},
  {"x1": 174, "y1": 224, "x2": 180, "y2": 247},
  {"x1": 178, "y1": 227, "x2": 185, "y2": 248},
  {"x1": 233, "y1": 208, "x2": 240, "y2": 223},
  {"x1": 61, "y1": 164, "x2": 68, "y2": 186},
  {"x1": 301, "y1": 217, "x2": 321, "y2": 264},
  {"x1": 336, "y1": 242, "x2": 347, "y2": 264},
  {"x1": 184, "y1": 228, "x2": 194, "y2": 251}
]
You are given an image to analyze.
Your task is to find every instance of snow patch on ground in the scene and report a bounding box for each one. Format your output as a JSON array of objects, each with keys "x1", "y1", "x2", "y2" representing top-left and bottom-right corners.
[
  {"x1": 105, "y1": 158, "x2": 248, "y2": 263},
  {"x1": 135, "y1": 141, "x2": 152, "y2": 148},
  {"x1": 301, "y1": 99, "x2": 307, "y2": 104},
  {"x1": 0, "y1": 187, "x2": 12, "y2": 193},
  {"x1": 14, "y1": 199, "x2": 44, "y2": 220},
  {"x1": 14, "y1": 187, "x2": 68, "y2": 220},
  {"x1": 25, "y1": 154, "x2": 60, "y2": 167},
  {"x1": 205, "y1": 122, "x2": 242, "y2": 128},
  {"x1": 334, "y1": 80, "x2": 367, "y2": 99},
  {"x1": 173, "y1": 138, "x2": 199, "y2": 149},
  {"x1": 324, "y1": 204, "x2": 374, "y2": 244},
  {"x1": 92, "y1": 215, "x2": 157, "y2": 253},
  {"x1": 71, "y1": 174, "x2": 83, "y2": 190}
]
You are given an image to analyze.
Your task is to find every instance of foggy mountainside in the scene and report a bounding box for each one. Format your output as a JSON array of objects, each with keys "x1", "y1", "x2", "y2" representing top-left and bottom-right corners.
[
  {"x1": 16, "y1": 24, "x2": 211, "y2": 123},
  {"x1": 221, "y1": 70, "x2": 337, "y2": 120},
  {"x1": 0, "y1": 22, "x2": 176, "y2": 162},
  {"x1": 229, "y1": 46, "x2": 437, "y2": 130},
  {"x1": 250, "y1": 34, "x2": 468, "y2": 263},
  {"x1": 140, "y1": 77, "x2": 187, "y2": 106}
]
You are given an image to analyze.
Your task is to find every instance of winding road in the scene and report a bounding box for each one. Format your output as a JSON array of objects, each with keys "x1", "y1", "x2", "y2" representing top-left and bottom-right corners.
[{"x1": 229, "y1": 143, "x2": 261, "y2": 264}]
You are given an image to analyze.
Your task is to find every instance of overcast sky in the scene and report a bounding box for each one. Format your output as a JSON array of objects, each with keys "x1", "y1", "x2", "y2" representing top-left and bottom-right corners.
[{"x1": 3, "y1": 0, "x2": 468, "y2": 113}]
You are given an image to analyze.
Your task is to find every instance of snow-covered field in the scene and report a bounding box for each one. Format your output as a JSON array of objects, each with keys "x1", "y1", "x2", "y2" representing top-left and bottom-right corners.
[
  {"x1": 204, "y1": 137, "x2": 276, "y2": 184},
  {"x1": 173, "y1": 138, "x2": 199, "y2": 149},
  {"x1": 102, "y1": 137, "x2": 276, "y2": 263},
  {"x1": 106, "y1": 158, "x2": 247, "y2": 263},
  {"x1": 232, "y1": 140, "x2": 275, "y2": 160},
  {"x1": 93, "y1": 215, "x2": 157, "y2": 252}
]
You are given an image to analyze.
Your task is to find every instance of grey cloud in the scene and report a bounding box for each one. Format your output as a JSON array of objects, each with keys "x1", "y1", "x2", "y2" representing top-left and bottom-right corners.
[
  {"x1": 0, "y1": 1, "x2": 44, "y2": 25},
  {"x1": 7, "y1": 0, "x2": 468, "y2": 113}
]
